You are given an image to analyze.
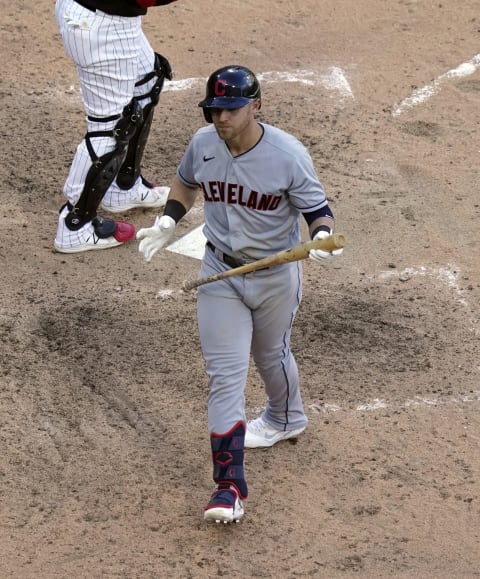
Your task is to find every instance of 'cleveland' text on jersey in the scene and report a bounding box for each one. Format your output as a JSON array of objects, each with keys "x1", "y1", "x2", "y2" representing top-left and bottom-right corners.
[{"x1": 201, "y1": 181, "x2": 281, "y2": 211}]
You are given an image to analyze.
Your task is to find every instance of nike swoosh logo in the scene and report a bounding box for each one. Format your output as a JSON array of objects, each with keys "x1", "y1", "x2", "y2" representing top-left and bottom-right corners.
[
  {"x1": 203, "y1": 155, "x2": 215, "y2": 162},
  {"x1": 85, "y1": 234, "x2": 100, "y2": 245}
]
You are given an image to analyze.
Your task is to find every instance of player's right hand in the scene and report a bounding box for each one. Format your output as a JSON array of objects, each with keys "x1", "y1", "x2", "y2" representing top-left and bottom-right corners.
[
  {"x1": 137, "y1": 215, "x2": 176, "y2": 262},
  {"x1": 309, "y1": 230, "x2": 344, "y2": 262}
]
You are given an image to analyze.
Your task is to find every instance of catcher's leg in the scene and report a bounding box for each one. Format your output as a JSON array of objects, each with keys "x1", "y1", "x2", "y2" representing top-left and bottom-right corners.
[
  {"x1": 116, "y1": 52, "x2": 173, "y2": 190},
  {"x1": 64, "y1": 99, "x2": 142, "y2": 231},
  {"x1": 204, "y1": 422, "x2": 248, "y2": 524},
  {"x1": 54, "y1": 101, "x2": 142, "y2": 253},
  {"x1": 102, "y1": 53, "x2": 173, "y2": 213}
]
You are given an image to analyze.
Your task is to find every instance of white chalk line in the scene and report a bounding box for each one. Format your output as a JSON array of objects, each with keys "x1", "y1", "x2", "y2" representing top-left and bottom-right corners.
[
  {"x1": 367, "y1": 265, "x2": 479, "y2": 335},
  {"x1": 308, "y1": 391, "x2": 480, "y2": 415},
  {"x1": 247, "y1": 392, "x2": 480, "y2": 420},
  {"x1": 55, "y1": 67, "x2": 354, "y2": 101},
  {"x1": 366, "y1": 264, "x2": 468, "y2": 305},
  {"x1": 392, "y1": 53, "x2": 480, "y2": 116},
  {"x1": 163, "y1": 67, "x2": 354, "y2": 98}
]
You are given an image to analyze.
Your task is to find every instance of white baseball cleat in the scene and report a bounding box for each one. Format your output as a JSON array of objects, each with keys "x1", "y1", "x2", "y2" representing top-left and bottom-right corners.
[
  {"x1": 245, "y1": 416, "x2": 306, "y2": 448},
  {"x1": 54, "y1": 206, "x2": 135, "y2": 253},
  {"x1": 102, "y1": 178, "x2": 170, "y2": 213}
]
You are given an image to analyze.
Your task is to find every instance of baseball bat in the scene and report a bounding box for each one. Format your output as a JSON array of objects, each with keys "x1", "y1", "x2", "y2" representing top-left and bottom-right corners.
[{"x1": 182, "y1": 233, "x2": 345, "y2": 291}]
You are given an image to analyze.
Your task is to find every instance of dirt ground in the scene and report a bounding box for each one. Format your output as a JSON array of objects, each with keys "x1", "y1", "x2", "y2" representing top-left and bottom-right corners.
[{"x1": 1, "y1": 0, "x2": 480, "y2": 577}]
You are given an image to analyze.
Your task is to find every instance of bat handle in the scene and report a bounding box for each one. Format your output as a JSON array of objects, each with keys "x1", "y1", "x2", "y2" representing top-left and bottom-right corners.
[{"x1": 308, "y1": 233, "x2": 345, "y2": 253}]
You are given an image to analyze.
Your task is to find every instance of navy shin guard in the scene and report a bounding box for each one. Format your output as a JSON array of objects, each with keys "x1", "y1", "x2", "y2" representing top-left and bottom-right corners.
[{"x1": 210, "y1": 421, "x2": 248, "y2": 499}]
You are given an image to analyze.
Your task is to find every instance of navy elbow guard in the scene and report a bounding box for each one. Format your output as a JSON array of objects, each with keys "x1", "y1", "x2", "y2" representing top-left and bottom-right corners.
[{"x1": 303, "y1": 204, "x2": 334, "y2": 225}]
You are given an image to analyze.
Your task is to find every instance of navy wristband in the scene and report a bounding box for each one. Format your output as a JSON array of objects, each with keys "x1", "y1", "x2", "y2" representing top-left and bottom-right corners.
[
  {"x1": 312, "y1": 225, "x2": 332, "y2": 239},
  {"x1": 164, "y1": 199, "x2": 187, "y2": 223}
]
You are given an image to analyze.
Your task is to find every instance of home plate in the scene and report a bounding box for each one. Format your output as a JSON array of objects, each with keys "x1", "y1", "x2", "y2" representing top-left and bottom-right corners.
[{"x1": 166, "y1": 225, "x2": 206, "y2": 260}]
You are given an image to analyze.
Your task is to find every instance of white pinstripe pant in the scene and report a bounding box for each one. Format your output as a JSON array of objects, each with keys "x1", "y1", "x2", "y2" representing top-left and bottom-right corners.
[{"x1": 55, "y1": 0, "x2": 158, "y2": 204}]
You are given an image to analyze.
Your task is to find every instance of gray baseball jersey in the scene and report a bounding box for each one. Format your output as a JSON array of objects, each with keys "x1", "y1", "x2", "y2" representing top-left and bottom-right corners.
[{"x1": 178, "y1": 123, "x2": 329, "y2": 260}]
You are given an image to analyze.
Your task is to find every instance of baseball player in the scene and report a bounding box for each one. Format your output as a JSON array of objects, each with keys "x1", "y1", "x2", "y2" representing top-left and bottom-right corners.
[
  {"x1": 53, "y1": 0, "x2": 178, "y2": 253},
  {"x1": 137, "y1": 65, "x2": 343, "y2": 523}
]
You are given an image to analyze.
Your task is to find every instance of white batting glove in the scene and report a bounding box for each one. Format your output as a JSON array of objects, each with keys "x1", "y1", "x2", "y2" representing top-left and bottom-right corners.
[
  {"x1": 136, "y1": 215, "x2": 176, "y2": 262},
  {"x1": 309, "y1": 230, "x2": 344, "y2": 262}
]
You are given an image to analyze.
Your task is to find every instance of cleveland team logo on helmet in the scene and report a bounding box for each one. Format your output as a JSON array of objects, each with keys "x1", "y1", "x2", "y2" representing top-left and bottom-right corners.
[{"x1": 198, "y1": 65, "x2": 261, "y2": 122}]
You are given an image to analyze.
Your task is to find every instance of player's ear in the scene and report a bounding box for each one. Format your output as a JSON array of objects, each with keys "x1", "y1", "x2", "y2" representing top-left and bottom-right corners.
[{"x1": 253, "y1": 98, "x2": 262, "y2": 112}]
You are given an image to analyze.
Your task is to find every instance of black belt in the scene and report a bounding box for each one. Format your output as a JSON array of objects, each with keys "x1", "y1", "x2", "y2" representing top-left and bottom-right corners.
[
  {"x1": 206, "y1": 242, "x2": 246, "y2": 269},
  {"x1": 74, "y1": 0, "x2": 96, "y2": 12},
  {"x1": 206, "y1": 242, "x2": 271, "y2": 272}
]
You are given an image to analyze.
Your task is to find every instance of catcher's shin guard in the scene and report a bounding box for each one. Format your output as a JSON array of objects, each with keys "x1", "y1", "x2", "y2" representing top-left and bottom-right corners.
[
  {"x1": 65, "y1": 100, "x2": 143, "y2": 231},
  {"x1": 116, "y1": 53, "x2": 173, "y2": 191},
  {"x1": 210, "y1": 421, "x2": 248, "y2": 499}
]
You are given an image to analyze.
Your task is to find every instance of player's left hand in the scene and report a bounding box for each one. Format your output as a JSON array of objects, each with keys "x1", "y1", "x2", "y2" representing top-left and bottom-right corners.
[
  {"x1": 309, "y1": 230, "x2": 344, "y2": 262},
  {"x1": 137, "y1": 215, "x2": 176, "y2": 262}
]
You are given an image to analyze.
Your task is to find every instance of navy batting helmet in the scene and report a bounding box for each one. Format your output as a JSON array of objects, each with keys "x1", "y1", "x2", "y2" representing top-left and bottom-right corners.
[{"x1": 198, "y1": 65, "x2": 261, "y2": 122}]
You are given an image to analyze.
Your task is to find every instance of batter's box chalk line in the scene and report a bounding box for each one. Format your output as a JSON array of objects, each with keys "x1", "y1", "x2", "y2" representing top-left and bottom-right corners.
[
  {"x1": 366, "y1": 264, "x2": 469, "y2": 307},
  {"x1": 392, "y1": 52, "x2": 480, "y2": 116},
  {"x1": 54, "y1": 68, "x2": 354, "y2": 104},
  {"x1": 306, "y1": 391, "x2": 480, "y2": 416},
  {"x1": 162, "y1": 67, "x2": 354, "y2": 99},
  {"x1": 367, "y1": 264, "x2": 478, "y2": 336},
  {"x1": 54, "y1": 67, "x2": 353, "y2": 107}
]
